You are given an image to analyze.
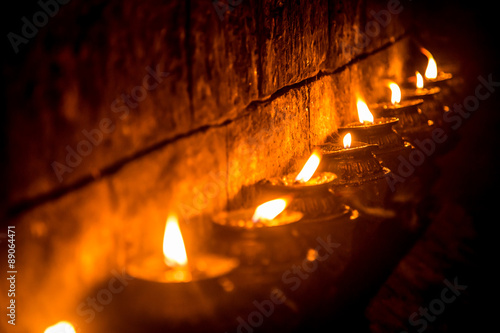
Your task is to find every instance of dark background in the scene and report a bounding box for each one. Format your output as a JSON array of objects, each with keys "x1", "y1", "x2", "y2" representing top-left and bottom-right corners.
[{"x1": 406, "y1": 0, "x2": 500, "y2": 330}]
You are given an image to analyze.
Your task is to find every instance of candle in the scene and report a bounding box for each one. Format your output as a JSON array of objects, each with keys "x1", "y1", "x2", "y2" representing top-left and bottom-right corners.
[
  {"x1": 256, "y1": 152, "x2": 349, "y2": 220},
  {"x1": 404, "y1": 48, "x2": 460, "y2": 153},
  {"x1": 316, "y1": 133, "x2": 392, "y2": 209},
  {"x1": 420, "y1": 47, "x2": 453, "y2": 87},
  {"x1": 403, "y1": 71, "x2": 441, "y2": 99},
  {"x1": 316, "y1": 133, "x2": 388, "y2": 186},
  {"x1": 92, "y1": 215, "x2": 240, "y2": 333},
  {"x1": 214, "y1": 198, "x2": 303, "y2": 229},
  {"x1": 127, "y1": 215, "x2": 238, "y2": 283},
  {"x1": 337, "y1": 97, "x2": 412, "y2": 172},
  {"x1": 211, "y1": 198, "x2": 305, "y2": 267},
  {"x1": 370, "y1": 81, "x2": 432, "y2": 142},
  {"x1": 418, "y1": 48, "x2": 457, "y2": 116},
  {"x1": 402, "y1": 71, "x2": 445, "y2": 127}
]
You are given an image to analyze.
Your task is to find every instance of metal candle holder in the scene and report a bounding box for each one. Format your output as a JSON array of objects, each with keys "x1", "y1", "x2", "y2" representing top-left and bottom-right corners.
[
  {"x1": 126, "y1": 253, "x2": 238, "y2": 283},
  {"x1": 92, "y1": 269, "x2": 241, "y2": 333},
  {"x1": 316, "y1": 142, "x2": 388, "y2": 185},
  {"x1": 316, "y1": 140, "x2": 393, "y2": 209},
  {"x1": 403, "y1": 71, "x2": 457, "y2": 128},
  {"x1": 97, "y1": 250, "x2": 239, "y2": 333},
  {"x1": 337, "y1": 118, "x2": 413, "y2": 172},
  {"x1": 211, "y1": 208, "x2": 305, "y2": 267},
  {"x1": 425, "y1": 72, "x2": 453, "y2": 87},
  {"x1": 370, "y1": 99, "x2": 433, "y2": 143},
  {"x1": 255, "y1": 172, "x2": 350, "y2": 221}
]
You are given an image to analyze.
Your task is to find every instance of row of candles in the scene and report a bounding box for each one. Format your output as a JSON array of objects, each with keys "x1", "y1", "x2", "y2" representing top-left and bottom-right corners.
[{"x1": 44, "y1": 47, "x2": 453, "y2": 333}]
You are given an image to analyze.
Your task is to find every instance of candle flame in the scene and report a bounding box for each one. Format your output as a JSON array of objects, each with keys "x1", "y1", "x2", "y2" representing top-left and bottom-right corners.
[
  {"x1": 416, "y1": 71, "x2": 424, "y2": 89},
  {"x1": 420, "y1": 47, "x2": 438, "y2": 79},
  {"x1": 388, "y1": 82, "x2": 401, "y2": 104},
  {"x1": 343, "y1": 133, "x2": 352, "y2": 148},
  {"x1": 44, "y1": 322, "x2": 76, "y2": 333},
  {"x1": 252, "y1": 198, "x2": 287, "y2": 223},
  {"x1": 357, "y1": 98, "x2": 374, "y2": 123},
  {"x1": 295, "y1": 152, "x2": 321, "y2": 183},
  {"x1": 163, "y1": 215, "x2": 188, "y2": 267}
]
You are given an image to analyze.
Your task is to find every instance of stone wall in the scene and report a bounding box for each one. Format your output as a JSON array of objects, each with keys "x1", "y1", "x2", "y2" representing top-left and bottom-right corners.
[{"x1": 3, "y1": 0, "x2": 411, "y2": 331}]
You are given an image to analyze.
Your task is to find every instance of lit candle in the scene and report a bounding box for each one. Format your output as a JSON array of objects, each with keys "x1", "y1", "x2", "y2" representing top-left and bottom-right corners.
[
  {"x1": 211, "y1": 198, "x2": 304, "y2": 268},
  {"x1": 338, "y1": 97, "x2": 402, "y2": 148},
  {"x1": 337, "y1": 97, "x2": 412, "y2": 172},
  {"x1": 316, "y1": 132, "x2": 388, "y2": 186},
  {"x1": 420, "y1": 47, "x2": 453, "y2": 86},
  {"x1": 256, "y1": 151, "x2": 349, "y2": 220},
  {"x1": 402, "y1": 71, "x2": 441, "y2": 100},
  {"x1": 370, "y1": 81, "x2": 432, "y2": 142},
  {"x1": 214, "y1": 197, "x2": 303, "y2": 229},
  {"x1": 317, "y1": 132, "x2": 395, "y2": 210},
  {"x1": 127, "y1": 215, "x2": 238, "y2": 283},
  {"x1": 93, "y1": 215, "x2": 240, "y2": 333},
  {"x1": 402, "y1": 71, "x2": 448, "y2": 127}
]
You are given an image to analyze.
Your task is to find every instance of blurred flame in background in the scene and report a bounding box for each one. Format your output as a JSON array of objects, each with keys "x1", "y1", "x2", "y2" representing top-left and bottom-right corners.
[
  {"x1": 388, "y1": 82, "x2": 401, "y2": 104},
  {"x1": 163, "y1": 216, "x2": 188, "y2": 267},
  {"x1": 44, "y1": 321, "x2": 76, "y2": 333},
  {"x1": 416, "y1": 71, "x2": 424, "y2": 89},
  {"x1": 420, "y1": 47, "x2": 438, "y2": 79}
]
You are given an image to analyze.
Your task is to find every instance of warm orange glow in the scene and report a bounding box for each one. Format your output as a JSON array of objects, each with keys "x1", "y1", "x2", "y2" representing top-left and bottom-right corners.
[
  {"x1": 425, "y1": 58, "x2": 438, "y2": 79},
  {"x1": 343, "y1": 133, "x2": 352, "y2": 148},
  {"x1": 44, "y1": 322, "x2": 76, "y2": 333},
  {"x1": 388, "y1": 82, "x2": 401, "y2": 104},
  {"x1": 163, "y1": 216, "x2": 188, "y2": 267},
  {"x1": 357, "y1": 98, "x2": 374, "y2": 123},
  {"x1": 252, "y1": 198, "x2": 287, "y2": 223},
  {"x1": 420, "y1": 47, "x2": 438, "y2": 79},
  {"x1": 416, "y1": 71, "x2": 424, "y2": 89},
  {"x1": 295, "y1": 152, "x2": 321, "y2": 182}
]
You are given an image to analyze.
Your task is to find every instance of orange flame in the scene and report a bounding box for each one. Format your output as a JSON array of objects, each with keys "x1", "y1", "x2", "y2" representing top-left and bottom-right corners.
[
  {"x1": 388, "y1": 82, "x2": 401, "y2": 104},
  {"x1": 343, "y1": 133, "x2": 352, "y2": 148},
  {"x1": 416, "y1": 71, "x2": 424, "y2": 89},
  {"x1": 420, "y1": 47, "x2": 438, "y2": 79},
  {"x1": 163, "y1": 216, "x2": 188, "y2": 267},
  {"x1": 357, "y1": 98, "x2": 374, "y2": 123},
  {"x1": 44, "y1": 322, "x2": 76, "y2": 333},
  {"x1": 295, "y1": 152, "x2": 321, "y2": 183},
  {"x1": 252, "y1": 198, "x2": 287, "y2": 223}
]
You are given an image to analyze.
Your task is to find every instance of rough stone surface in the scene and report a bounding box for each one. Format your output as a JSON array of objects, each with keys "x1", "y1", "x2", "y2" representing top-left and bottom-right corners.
[
  {"x1": 190, "y1": 0, "x2": 259, "y2": 126},
  {"x1": 309, "y1": 72, "x2": 353, "y2": 145},
  {"x1": 6, "y1": 0, "x2": 407, "y2": 210},
  {"x1": 227, "y1": 85, "x2": 310, "y2": 208},
  {"x1": 258, "y1": 0, "x2": 330, "y2": 97},
  {"x1": 5, "y1": 179, "x2": 119, "y2": 332},
  {"x1": 323, "y1": 0, "x2": 364, "y2": 70},
  {"x1": 7, "y1": 1, "x2": 190, "y2": 206},
  {"x1": 110, "y1": 127, "x2": 228, "y2": 258}
]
